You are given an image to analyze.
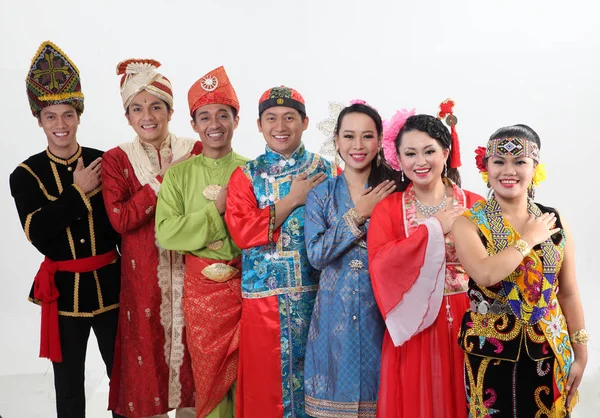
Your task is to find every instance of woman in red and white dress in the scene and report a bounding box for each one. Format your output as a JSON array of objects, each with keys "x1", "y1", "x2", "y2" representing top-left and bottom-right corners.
[{"x1": 368, "y1": 102, "x2": 482, "y2": 418}]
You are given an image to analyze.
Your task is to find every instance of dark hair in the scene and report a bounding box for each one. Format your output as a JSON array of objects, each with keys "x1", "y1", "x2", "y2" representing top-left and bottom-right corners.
[
  {"x1": 36, "y1": 106, "x2": 82, "y2": 120},
  {"x1": 488, "y1": 124, "x2": 541, "y2": 148},
  {"x1": 335, "y1": 103, "x2": 400, "y2": 187},
  {"x1": 486, "y1": 124, "x2": 541, "y2": 198},
  {"x1": 125, "y1": 98, "x2": 171, "y2": 115},
  {"x1": 394, "y1": 114, "x2": 461, "y2": 191},
  {"x1": 192, "y1": 105, "x2": 238, "y2": 121},
  {"x1": 258, "y1": 108, "x2": 307, "y2": 123}
]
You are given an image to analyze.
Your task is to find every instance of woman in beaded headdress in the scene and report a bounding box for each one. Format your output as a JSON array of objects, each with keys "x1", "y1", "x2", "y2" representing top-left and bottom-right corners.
[
  {"x1": 452, "y1": 124, "x2": 587, "y2": 416},
  {"x1": 367, "y1": 101, "x2": 482, "y2": 418},
  {"x1": 303, "y1": 101, "x2": 398, "y2": 417}
]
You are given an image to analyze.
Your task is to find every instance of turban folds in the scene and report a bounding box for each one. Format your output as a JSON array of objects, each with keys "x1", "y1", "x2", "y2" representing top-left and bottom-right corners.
[{"x1": 117, "y1": 59, "x2": 173, "y2": 110}]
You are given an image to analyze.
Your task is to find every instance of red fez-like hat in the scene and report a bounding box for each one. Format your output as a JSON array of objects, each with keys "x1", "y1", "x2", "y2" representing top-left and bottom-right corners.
[{"x1": 188, "y1": 66, "x2": 239, "y2": 118}]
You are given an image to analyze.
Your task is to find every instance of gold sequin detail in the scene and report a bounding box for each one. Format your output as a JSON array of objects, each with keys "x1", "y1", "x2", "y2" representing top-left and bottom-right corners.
[
  {"x1": 206, "y1": 240, "x2": 224, "y2": 250},
  {"x1": 201, "y1": 263, "x2": 239, "y2": 282},
  {"x1": 202, "y1": 184, "x2": 222, "y2": 201}
]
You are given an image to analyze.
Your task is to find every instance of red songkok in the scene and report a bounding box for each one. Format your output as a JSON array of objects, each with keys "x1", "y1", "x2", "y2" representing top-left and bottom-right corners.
[{"x1": 188, "y1": 66, "x2": 239, "y2": 118}]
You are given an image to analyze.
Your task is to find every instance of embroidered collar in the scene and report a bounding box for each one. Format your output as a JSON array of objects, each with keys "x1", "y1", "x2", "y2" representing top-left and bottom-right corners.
[
  {"x1": 485, "y1": 193, "x2": 559, "y2": 324},
  {"x1": 46, "y1": 145, "x2": 82, "y2": 165},
  {"x1": 140, "y1": 135, "x2": 171, "y2": 153},
  {"x1": 264, "y1": 143, "x2": 306, "y2": 168}
]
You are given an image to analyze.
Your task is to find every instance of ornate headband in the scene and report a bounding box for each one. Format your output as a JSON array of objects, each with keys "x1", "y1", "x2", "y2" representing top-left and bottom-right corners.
[
  {"x1": 485, "y1": 137, "x2": 540, "y2": 161},
  {"x1": 475, "y1": 137, "x2": 545, "y2": 185}
]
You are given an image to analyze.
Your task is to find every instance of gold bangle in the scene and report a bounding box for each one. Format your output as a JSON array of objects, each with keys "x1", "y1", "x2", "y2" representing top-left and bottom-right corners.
[
  {"x1": 570, "y1": 329, "x2": 589, "y2": 345},
  {"x1": 347, "y1": 208, "x2": 366, "y2": 226},
  {"x1": 512, "y1": 239, "x2": 531, "y2": 257}
]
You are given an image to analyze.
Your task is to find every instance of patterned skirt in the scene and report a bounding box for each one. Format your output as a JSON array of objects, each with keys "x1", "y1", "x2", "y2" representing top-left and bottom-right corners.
[{"x1": 464, "y1": 347, "x2": 564, "y2": 417}]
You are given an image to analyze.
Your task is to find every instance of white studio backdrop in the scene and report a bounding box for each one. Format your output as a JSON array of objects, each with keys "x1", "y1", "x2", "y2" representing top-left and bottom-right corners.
[{"x1": 1, "y1": 0, "x2": 599, "y2": 413}]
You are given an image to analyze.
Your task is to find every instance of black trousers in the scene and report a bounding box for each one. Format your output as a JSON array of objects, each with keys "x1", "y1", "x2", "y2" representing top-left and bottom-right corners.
[{"x1": 52, "y1": 308, "x2": 124, "y2": 418}]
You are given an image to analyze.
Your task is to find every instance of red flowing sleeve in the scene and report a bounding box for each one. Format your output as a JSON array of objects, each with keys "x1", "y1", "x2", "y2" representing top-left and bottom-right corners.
[
  {"x1": 191, "y1": 141, "x2": 204, "y2": 155},
  {"x1": 368, "y1": 193, "x2": 446, "y2": 347},
  {"x1": 225, "y1": 167, "x2": 280, "y2": 249},
  {"x1": 101, "y1": 148, "x2": 158, "y2": 234},
  {"x1": 465, "y1": 190, "x2": 485, "y2": 208}
]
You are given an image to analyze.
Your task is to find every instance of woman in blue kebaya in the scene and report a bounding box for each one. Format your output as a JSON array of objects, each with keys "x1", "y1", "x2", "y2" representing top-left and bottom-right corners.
[{"x1": 303, "y1": 101, "x2": 399, "y2": 417}]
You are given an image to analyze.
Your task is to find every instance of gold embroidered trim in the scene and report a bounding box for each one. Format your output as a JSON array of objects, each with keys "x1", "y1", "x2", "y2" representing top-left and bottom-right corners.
[
  {"x1": 50, "y1": 162, "x2": 63, "y2": 192},
  {"x1": 73, "y1": 184, "x2": 92, "y2": 212},
  {"x1": 268, "y1": 204, "x2": 276, "y2": 242},
  {"x1": 87, "y1": 185, "x2": 102, "y2": 198},
  {"x1": 305, "y1": 395, "x2": 377, "y2": 417},
  {"x1": 242, "y1": 284, "x2": 319, "y2": 299},
  {"x1": 46, "y1": 146, "x2": 82, "y2": 166},
  {"x1": 342, "y1": 208, "x2": 365, "y2": 238},
  {"x1": 93, "y1": 270, "x2": 104, "y2": 309},
  {"x1": 57, "y1": 303, "x2": 120, "y2": 317},
  {"x1": 39, "y1": 91, "x2": 84, "y2": 102},
  {"x1": 29, "y1": 41, "x2": 82, "y2": 76},
  {"x1": 18, "y1": 163, "x2": 57, "y2": 201},
  {"x1": 24, "y1": 209, "x2": 41, "y2": 242},
  {"x1": 73, "y1": 272, "x2": 80, "y2": 313},
  {"x1": 87, "y1": 212, "x2": 96, "y2": 256},
  {"x1": 28, "y1": 299, "x2": 119, "y2": 317},
  {"x1": 66, "y1": 227, "x2": 76, "y2": 259}
]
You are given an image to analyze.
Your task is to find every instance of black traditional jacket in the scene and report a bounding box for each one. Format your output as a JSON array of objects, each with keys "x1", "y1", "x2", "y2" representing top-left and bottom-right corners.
[{"x1": 10, "y1": 146, "x2": 121, "y2": 317}]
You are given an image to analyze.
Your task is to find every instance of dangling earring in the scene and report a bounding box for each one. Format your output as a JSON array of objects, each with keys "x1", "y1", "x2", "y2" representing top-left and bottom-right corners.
[
  {"x1": 376, "y1": 151, "x2": 381, "y2": 167},
  {"x1": 528, "y1": 182, "x2": 536, "y2": 199},
  {"x1": 400, "y1": 168, "x2": 405, "y2": 182},
  {"x1": 443, "y1": 163, "x2": 448, "y2": 178}
]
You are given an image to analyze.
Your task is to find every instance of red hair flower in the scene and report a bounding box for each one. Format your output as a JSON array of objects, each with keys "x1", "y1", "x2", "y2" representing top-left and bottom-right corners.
[{"x1": 475, "y1": 146, "x2": 487, "y2": 172}]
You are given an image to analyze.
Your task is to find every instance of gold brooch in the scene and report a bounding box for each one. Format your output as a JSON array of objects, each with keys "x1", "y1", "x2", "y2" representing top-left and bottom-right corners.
[
  {"x1": 206, "y1": 240, "x2": 224, "y2": 250},
  {"x1": 201, "y1": 263, "x2": 239, "y2": 282},
  {"x1": 202, "y1": 184, "x2": 222, "y2": 201}
]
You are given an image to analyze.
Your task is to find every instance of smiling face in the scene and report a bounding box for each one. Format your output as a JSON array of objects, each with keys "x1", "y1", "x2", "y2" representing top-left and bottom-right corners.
[
  {"x1": 191, "y1": 103, "x2": 238, "y2": 157},
  {"x1": 397, "y1": 130, "x2": 449, "y2": 187},
  {"x1": 336, "y1": 112, "x2": 380, "y2": 173},
  {"x1": 258, "y1": 106, "x2": 308, "y2": 157},
  {"x1": 38, "y1": 104, "x2": 80, "y2": 156},
  {"x1": 125, "y1": 90, "x2": 173, "y2": 146},
  {"x1": 486, "y1": 155, "x2": 535, "y2": 199}
]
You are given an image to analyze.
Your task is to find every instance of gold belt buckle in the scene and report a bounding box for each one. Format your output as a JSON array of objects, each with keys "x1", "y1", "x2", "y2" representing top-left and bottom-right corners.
[{"x1": 201, "y1": 263, "x2": 239, "y2": 283}]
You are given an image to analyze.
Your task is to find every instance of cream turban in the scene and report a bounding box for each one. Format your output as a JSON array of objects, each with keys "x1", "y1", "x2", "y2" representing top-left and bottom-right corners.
[{"x1": 116, "y1": 59, "x2": 173, "y2": 109}]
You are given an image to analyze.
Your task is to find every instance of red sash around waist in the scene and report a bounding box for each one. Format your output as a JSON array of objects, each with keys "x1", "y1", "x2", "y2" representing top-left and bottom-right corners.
[{"x1": 33, "y1": 249, "x2": 119, "y2": 363}]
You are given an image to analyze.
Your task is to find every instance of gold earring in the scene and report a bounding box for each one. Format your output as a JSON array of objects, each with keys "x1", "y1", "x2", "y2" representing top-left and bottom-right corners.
[{"x1": 377, "y1": 152, "x2": 381, "y2": 167}]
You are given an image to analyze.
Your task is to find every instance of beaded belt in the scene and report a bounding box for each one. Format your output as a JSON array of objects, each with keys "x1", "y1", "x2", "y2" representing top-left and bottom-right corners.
[{"x1": 470, "y1": 299, "x2": 512, "y2": 315}]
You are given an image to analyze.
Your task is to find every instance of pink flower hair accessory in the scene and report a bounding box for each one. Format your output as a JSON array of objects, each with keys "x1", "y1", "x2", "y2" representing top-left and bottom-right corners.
[{"x1": 382, "y1": 108, "x2": 416, "y2": 171}]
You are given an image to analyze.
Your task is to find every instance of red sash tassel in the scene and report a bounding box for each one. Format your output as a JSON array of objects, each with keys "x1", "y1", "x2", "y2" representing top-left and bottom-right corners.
[{"x1": 33, "y1": 250, "x2": 118, "y2": 363}]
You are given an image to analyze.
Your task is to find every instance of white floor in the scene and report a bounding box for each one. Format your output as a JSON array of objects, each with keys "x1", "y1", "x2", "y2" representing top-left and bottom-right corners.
[{"x1": 1, "y1": 313, "x2": 599, "y2": 417}]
